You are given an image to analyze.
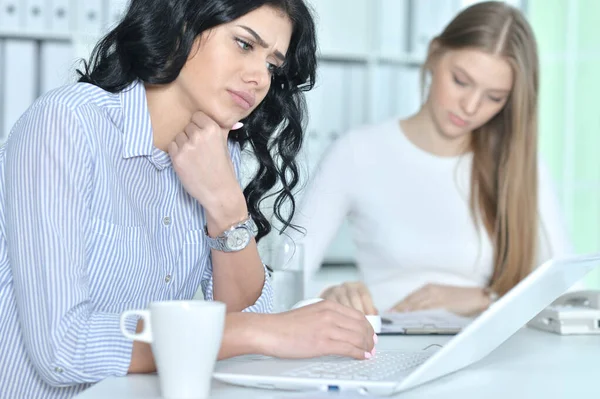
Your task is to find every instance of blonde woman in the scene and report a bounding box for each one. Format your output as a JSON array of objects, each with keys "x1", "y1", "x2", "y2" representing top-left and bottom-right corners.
[{"x1": 290, "y1": 1, "x2": 573, "y2": 315}]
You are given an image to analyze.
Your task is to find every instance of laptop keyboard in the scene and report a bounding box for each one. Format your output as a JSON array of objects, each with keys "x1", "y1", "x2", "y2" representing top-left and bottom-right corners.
[{"x1": 282, "y1": 350, "x2": 433, "y2": 381}]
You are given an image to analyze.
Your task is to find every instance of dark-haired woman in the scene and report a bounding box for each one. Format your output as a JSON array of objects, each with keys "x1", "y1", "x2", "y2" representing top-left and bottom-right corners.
[{"x1": 0, "y1": 1, "x2": 374, "y2": 398}]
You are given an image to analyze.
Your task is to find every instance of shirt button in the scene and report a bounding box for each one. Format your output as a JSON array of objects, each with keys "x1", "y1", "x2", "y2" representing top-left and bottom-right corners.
[
  {"x1": 165, "y1": 274, "x2": 172, "y2": 283},
  {"x1": 54, "y1": 367, "x2": 63, "y2": 373},
  {"x1": 162, "y1": 216, "x2": 171, "y2": 226}
]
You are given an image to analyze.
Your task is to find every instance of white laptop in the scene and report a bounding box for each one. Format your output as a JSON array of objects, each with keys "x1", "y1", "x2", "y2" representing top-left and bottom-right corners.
[{"x1": 213, "y1": 253, "x2": 600, "y2": 396}]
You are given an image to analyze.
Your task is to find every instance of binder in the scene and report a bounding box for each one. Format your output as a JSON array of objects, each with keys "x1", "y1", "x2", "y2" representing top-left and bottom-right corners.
[
  {"x1": 314, "y1": 63, "x2": 355, "y2": 264},
  {"x1": 303, "y1": 66, "x2": 326, "y2": 172},
  {"x1": 395, "y1": 66, "x2": 421, "y2": 118},
  {"x1": 372, "y1": 65, "x2": 397, "y2": 121},
  {"x1": 378, "y1": 0, "x2": 409, "y2": 57},
  {"x1": 409, "y1": 0, "x2": 460, "y2": 58},
  {"x1": 48, "y1": 0, "x2": 71, "y2": 34},
  {"x1": 311, "y1": 62, "x2": 345, "y2": 165},
  {"x1": 1, "y1": 40, "x2": 37, "y2": 142},
  {"x1": 107, "y1": 0, "x2": 129, "y2": 28},
  {"x1": 343, "y1": 64, "x2": 367, "y2": 132},
  {"x1": 0, "y1": 0, "x2": 23, "y2": 30},
  {"x1": 307, "y1": 0, "x2": 370, "y2": 56},
  {"x1": 40, "y1": 41, "x2": 75, "y2": 95},
  {"x1": 74, "y1": 0, "x2": 104, "y2": 35},
  {"x1": 24, "y1": 0, "x2": 48, "y2": 32}
]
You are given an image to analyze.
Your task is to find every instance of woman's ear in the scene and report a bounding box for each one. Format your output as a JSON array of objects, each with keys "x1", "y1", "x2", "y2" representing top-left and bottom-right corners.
[
  {"x1": 424, "y1": 38, "x2": 442, "y2": 74},
  {"x1": 186, "y1": 35, "x2": 205, "y2": 61},
  {"x1": 427, "y1": 38, "x2": 441, "y2": 56}
]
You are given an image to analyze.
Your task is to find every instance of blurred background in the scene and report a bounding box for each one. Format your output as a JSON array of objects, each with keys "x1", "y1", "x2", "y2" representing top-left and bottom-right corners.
[{"x1": 0, "y1": 0, "x2": 598, "y2": 291}]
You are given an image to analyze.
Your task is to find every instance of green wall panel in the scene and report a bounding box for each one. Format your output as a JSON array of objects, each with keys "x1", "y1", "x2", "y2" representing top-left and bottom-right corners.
[{"x1": 530, "y1": 0, "x2": 600, "y2": 288}]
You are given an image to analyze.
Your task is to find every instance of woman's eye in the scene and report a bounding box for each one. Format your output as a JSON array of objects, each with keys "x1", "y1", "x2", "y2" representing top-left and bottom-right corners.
[
  {"x1": 236, "y1": 38, "x2": 253, "y2": 51},
  {"x1": 489, "y1": 96, "x2": 504, "y2": 103},
  {"x1": 453, "y1": 75, "x2": 467, "y2": 87}
]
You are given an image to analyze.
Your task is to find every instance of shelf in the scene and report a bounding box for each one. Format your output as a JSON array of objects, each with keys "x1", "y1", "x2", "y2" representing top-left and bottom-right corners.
[
  {"x1": 0, "y1": 30, "x2": 426, "y2": 68},
  {"x1": 318, "y1": 49, "x2": 425, "y2": 66},
  {"x1": 377, "y1": 53, "x2": 424, "y2": 66},
  {"x1": 317, "y1": 49, "x2": 371, "y2": 63},
  {"x1": 0, "y1": 29, "x2": 71, "y2": 42}
]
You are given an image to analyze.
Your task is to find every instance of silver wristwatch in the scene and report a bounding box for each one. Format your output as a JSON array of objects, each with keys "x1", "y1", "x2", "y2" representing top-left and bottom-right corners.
[
  {"x1": 483, "y1": 287, "x2": 499, "y2": 307},
  {"x1": 204, "y1": 215, "x2": 258, "y2": 252}
]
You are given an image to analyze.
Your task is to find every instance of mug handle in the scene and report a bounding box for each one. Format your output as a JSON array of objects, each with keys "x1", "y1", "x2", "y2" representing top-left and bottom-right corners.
[{"x1": 120, "y1": 309, "x2": 152, "y2": 343}]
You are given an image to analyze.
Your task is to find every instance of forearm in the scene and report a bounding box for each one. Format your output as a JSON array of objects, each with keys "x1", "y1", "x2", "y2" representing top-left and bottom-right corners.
[
  {"x1": 211, "y1": 242, "x2": 266, "y2": 311},
  {"x1": 128, "y1": 320, "x2": 156, "y2": 374},
  {"x1": 204, "y1": 194, "x2": 266, "y2": 312},
  {"x1": 128, "y1": 312, "x2": 268, "y2": 372},
  {"x1": 218, "y1": 312, "x2": 265, "y2": 359}
]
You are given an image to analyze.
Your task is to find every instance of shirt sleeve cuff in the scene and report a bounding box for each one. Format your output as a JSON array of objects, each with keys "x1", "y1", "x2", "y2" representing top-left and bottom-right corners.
[
  {"x1": 242, "y1": 264, "x2": 273, "y2": 313},
  {"x1": 202, "y1": 264, "x2": 273, "y2": 313},
  {"x1": 77, "y1": 311, "x2": 137, "y2": 378}
]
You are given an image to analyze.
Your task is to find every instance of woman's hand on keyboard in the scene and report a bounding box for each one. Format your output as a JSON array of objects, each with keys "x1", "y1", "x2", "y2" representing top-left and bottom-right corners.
[
  {"x1": 259, "y1": 300, "x2": 376, "y2": 360},
  {"x1": 320, "y1": 282, "x2": 379, "y2": 315}
]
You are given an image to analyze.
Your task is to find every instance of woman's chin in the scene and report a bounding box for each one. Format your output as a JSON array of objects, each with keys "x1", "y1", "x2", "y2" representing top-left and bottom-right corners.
[{"x1": 440, "y1": 125, "x2": 470, "y2": 140}]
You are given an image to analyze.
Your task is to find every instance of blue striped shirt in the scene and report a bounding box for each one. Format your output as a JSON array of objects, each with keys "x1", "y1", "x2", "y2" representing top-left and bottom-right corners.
[{"x1": 0, "y1": 81, "x2": 273, "y2": 399}]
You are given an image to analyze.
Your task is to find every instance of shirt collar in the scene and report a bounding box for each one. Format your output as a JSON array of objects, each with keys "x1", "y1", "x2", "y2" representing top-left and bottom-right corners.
[{"x1": 120, "y1": 81, "x2": 154, "y2": 159}]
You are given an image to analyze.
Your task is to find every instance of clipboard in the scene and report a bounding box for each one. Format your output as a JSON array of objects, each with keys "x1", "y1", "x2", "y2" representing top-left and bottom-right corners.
[{"x1": 379, "y1": 309, "x2": 473, "y2": 335}]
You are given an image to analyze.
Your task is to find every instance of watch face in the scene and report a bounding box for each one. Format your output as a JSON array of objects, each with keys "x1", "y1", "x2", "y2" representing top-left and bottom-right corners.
[{"x1": 226, "y1": 227, "x2": 251, "y2": 251}]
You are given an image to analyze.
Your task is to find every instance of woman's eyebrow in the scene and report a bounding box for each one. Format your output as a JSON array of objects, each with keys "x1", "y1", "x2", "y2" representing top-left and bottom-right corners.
[{"x1": 236, "y1": 25, "x2": 286, "y2": 62}]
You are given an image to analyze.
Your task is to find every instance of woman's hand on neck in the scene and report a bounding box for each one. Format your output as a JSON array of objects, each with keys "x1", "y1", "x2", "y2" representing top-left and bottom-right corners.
[
  {"x1": 145, "y1": 83, "x2": 195, "y2": 151},
  {"x1": 144, "y1": 82, "x2": 247, "y2": 231},
  {"x1": 145, "y1": 82, "x2": 234, "y2": 152}
]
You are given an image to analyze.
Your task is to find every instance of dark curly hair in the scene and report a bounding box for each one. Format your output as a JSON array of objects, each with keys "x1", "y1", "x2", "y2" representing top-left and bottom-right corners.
[{"x1": 77, "y1": 0, "x2": 317, "y2": 241}]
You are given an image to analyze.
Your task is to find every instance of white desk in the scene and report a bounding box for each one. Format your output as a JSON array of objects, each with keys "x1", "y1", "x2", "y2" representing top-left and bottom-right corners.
[{"x1": 76, "y1": 328, "x2": 600, "y2": 399}]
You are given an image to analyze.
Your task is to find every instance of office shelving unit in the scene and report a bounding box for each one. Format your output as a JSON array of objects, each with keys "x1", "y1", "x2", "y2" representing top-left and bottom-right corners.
[
  {"x1": 0, "y1": 0, "x2": 525, "y2": 265},
  {"x1": 0, "y1": 0, "x2": 129, "y2": 144}
]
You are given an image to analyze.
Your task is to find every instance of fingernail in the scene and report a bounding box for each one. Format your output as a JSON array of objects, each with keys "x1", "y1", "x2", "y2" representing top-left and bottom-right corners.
[
  {"x1": 231, "y1": 122, "x2": 244, "y2": 130},
  {"x1": 373, "y1": 334, "x2": 378, "y2": 345},
  {"x1": 364, "y1": 352, "x2": 372, "y2": 359},
  {"x1": 371, "y1": 348, "x2": 377, "y2": 357}
]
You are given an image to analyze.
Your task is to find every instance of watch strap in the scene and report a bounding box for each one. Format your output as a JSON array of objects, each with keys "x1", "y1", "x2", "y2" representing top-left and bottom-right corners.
[{"x1": 204, "y1": 214, "x2": 257, "y2": 252}]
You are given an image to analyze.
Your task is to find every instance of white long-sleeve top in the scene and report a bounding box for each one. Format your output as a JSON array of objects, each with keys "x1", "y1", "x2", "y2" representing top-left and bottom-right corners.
[{"x1": 291, "y1": 119, "x2": 573, "y2": 311}]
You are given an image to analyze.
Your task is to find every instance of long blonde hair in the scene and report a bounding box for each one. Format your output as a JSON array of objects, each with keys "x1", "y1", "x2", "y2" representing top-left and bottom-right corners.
[{"x1": 423, "y1": 1, "x2": 540, "y2": 296}]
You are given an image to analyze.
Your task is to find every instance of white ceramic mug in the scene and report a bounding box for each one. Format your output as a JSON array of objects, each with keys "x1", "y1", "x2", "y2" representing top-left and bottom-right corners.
[{"x1": 120, "y1": 300, "x2": 226, "y2": 399}]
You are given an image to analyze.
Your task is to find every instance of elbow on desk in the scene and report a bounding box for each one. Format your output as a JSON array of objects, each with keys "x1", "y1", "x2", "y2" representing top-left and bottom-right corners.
[
  {"x1": 30, "y1": 351, "x2": 107, "y2": 388},
  {"x1": 32, "y1": 365, "x2": 80, "y2": 388},
  {"x1": 32, "y1": 359, "x2": 86, "y2": 388}
]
